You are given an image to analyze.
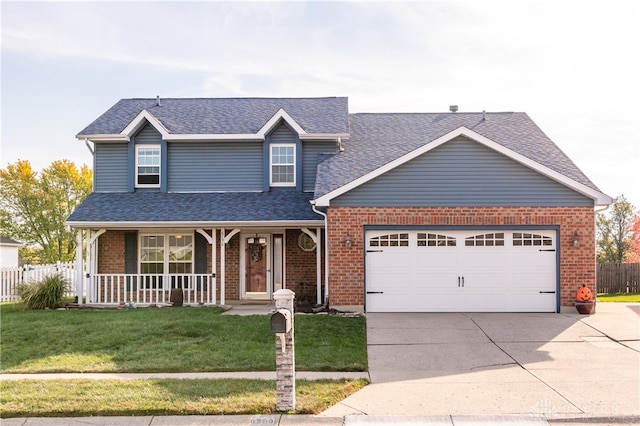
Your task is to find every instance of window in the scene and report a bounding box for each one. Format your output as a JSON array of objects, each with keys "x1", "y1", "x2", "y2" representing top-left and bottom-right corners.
[
  {"x1": 270, "y1": 144, "x2": 295, "y2": 186},
  {"x1": 139, "y1": 234, "x2": 193, "y2": 288},
  {"x1": 513, "y1": 233, "x2": 552, "y2": 247},
  {"x1": 465, "y1": 233, "x2": 505, "y2": 247},
  {"x1": 140, "y1": 235, "x2": 164, "y2": 274},
  {"x1": 168, "y1": 235, "x2": 193, "y2": 273},
  {"x1": 136, "y1": 145, "x2": 160, "y2": 187},
  {"x1": 369, "y1": 233, "x2": 409, "y2": 247},
  {"x1": 417, "y1": 233, "x2": 456, "y2": 247},
  {"x1": 298, "y1": 233, "x2": 317, "y2": 251}
]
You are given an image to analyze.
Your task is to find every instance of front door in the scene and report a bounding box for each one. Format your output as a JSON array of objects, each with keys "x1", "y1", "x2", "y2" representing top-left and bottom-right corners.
[{"x1": 243, "y1": 235, "x2": 270, "y2": 299}]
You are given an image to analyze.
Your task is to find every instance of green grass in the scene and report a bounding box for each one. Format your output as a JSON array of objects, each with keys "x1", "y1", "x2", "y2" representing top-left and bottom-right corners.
[
  {"x1": 0, "y1": 303, "x2": 367, "y2": 373},
  {"x1": 0, "y1": 378, "x2": 369, "y2": 417},
  {"x1": 597, "y1": 293, "x2": 640, "y2": 303}
]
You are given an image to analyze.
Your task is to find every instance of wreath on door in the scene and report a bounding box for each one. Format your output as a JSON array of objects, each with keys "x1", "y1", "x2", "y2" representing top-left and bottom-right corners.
[{"x1": 251, "y1": 244, "x2": 263, "y2": 262}]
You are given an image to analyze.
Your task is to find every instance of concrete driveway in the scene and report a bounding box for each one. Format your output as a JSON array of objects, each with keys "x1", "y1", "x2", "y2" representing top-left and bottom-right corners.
[{"x1": 322, "y1": 304, "x2": 640, "y2": 423}]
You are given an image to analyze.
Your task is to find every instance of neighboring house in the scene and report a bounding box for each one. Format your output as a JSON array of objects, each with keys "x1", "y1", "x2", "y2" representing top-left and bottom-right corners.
[
  {"x1": 0, "y1": 236, "x2": 22, "y2": 268},
  {"x1": 67, "y1": 97, "x2": 611, "y2": 313}
]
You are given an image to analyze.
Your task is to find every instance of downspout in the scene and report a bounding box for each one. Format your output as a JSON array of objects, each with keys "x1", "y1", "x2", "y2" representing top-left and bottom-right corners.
[
  {"x1": 84, "y1": 138, "x2": 95, "y2": 155},
  {"x1": 311, "y1": 201, "x2": 329, "y2": 305}
]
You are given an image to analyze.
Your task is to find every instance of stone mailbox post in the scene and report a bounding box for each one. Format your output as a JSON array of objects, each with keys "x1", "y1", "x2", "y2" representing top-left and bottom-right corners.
[{"x1": 270, "y1": 289, "x2": 295, "y2": 411}]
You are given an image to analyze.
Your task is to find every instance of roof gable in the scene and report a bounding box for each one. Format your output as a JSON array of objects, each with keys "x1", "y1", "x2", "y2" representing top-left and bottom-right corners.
[{"x1": 314, "y1": 125, "x2": 611, "y2": 206}]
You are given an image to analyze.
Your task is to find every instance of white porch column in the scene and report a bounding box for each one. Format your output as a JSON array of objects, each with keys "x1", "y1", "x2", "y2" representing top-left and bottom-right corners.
[
  {"x1": 85, "y1": 229, "x2": 106, "y2": 304},
  {"x1": 75, "y1": 230, "x2": 84, "y2": 304},
  {"x1": 211, "y1": 229, "x2": 217, "y2": 305},
  {"x1": 220, "y1": 228, "x2": 226, "y2": 306},
  {"x1": 196, "y1": 229, "x2": 218, "y2": 305}
]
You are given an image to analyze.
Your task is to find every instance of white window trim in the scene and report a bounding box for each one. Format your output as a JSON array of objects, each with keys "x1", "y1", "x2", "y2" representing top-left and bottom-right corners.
[
  {"x1": 138, "y1": 233, "x2": 194, "y2": 277},
  {"x1": 135, "y1": 144, "x2": 161, "y2": 188},
  {"x1": 270, "y1": 143, "x2": 296, "y2": 187}
]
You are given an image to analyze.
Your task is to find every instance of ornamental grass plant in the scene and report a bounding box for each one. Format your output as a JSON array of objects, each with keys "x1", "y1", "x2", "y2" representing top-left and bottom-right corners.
[{"x1": 15, "y1": 274, "x2": 69, "y2": 310}]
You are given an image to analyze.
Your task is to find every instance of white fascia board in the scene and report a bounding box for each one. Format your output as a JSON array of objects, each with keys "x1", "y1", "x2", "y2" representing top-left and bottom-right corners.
[
  {"x1": 314, "y1": 126, "x2": 612, "y2": 207},
  {"x1": 122, "y1": 110, "x2": 171, "y2": 139},
  {"x1": 65, "y1": 220, "x2": 325, "y2": 229},
  {"x1": 0, "y1": 242, "x2": 23, "y2": 248},
  {"x1": 75, "y1": 134, "x2": 130, "y2": 142},
  {"x1": 258, "y1": 108, "x2": 306, "y2": 137},
  {"x1": 79, "y1": 108, "x2": 317, "y2": 143},
  {"x1": 164, "y1": 134, "x2": 265, "y2": 142},
  {"x1": 299, "y1": 133, "x2": 350, "y2": 141}
]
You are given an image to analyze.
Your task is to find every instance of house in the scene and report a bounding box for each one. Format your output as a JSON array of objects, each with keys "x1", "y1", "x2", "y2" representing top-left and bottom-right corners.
[
  {"x1": 0, "y1": 236, "x2": 22, "y2": 267},
  {"x1": 67, "y1": 97, "x2": 611, "y2": 313}
]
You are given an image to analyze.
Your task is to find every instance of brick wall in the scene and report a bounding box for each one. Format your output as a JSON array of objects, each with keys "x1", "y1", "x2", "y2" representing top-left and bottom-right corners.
[
  {"x1": 285, "y1": 229, "x2": 325, "y2": 301},
  {"x1": 95, "y1": 229, "x2": 322, "y2": 303},
  {"x1": 327, "y1": 206, "x2": 595, "y2": 308},
  {"x1": 98, "y1": 230, "x2": 125, "y2": 273}
]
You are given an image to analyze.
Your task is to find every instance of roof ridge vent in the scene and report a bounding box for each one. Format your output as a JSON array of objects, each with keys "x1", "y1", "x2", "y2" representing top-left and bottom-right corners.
[{"x1": 449, "y1": 105, "x2": 458, "y2": 113}]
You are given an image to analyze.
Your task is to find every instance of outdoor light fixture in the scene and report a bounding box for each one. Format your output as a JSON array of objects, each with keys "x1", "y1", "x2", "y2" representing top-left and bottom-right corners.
[
  {"x1": 573, "y1": 230, "x2": 580, "y2": 247},
  {"x1": 344, "y1": 234, "x2": 353, "y2": 247},
  {"x1": 248, "y1": 236, "x2": 267, "y2": 246}
]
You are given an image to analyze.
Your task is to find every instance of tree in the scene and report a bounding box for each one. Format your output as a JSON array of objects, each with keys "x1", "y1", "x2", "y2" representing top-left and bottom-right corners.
[
  {"x1": 627, "y1": 215, "x2": 640, "y2": 263},
  {"x1": 596, "y1": 195, "x2": 636, "y2": 263},
  {"x1": 0, "y1": 160, "x2": 92, "y2": 264}
]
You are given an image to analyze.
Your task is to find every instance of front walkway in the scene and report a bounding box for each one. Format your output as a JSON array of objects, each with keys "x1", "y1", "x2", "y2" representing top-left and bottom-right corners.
[{"x1": 221, "y1": 301, "x2": 275, "y2": 315}]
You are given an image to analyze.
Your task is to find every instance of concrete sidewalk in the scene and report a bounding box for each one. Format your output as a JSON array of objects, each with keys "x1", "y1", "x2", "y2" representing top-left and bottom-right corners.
[{"x1": 0, "y1": 414, "x2": 557, "y2": 425}]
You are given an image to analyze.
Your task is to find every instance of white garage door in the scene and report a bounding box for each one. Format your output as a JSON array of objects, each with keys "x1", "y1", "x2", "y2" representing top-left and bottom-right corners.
[{"x1": 365, "y1": 230, "x2": 557, "y2": 312}]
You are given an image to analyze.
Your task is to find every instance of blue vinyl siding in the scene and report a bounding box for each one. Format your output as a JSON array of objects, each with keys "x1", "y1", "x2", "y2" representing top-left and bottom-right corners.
[
  {"x1": 303, "y1": 141, "x2": 335, "y2": 192},
  {"x1": 332, "y1": 137, "x2": 593, "y2": 207},
  {"x1": 94, "y1": 143, "x2": 129, "y2": 192},
  {"x1": 130, "y1": 124, "x2": 166, "y2": 191},
  {"x1": 167, "y1": 142, "x2": 263, "y2": 191},
  {"x1": 135, "y1": 125, "x2": 162, "y2": 144},
  {"x1": 268, "y1": 123, "x2": 301, "y2": 190}
]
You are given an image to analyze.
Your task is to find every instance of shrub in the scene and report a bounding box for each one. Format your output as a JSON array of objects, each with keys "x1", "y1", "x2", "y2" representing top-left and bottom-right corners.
[{"x1": 15, "y1": 274, "x2": 70, "y2": 310}]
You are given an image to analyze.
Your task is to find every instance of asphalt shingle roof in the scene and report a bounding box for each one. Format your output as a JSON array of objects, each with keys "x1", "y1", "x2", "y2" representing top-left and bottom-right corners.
[
  {"x1": 66, "y1": 190, "x2": 322, "y2": 224},
  {"x1": 314, "y1": 112, "x2": 600, "y2": 197},
  {"x1": 78, "y1": 97, "x2": 349, "y2": 136}
]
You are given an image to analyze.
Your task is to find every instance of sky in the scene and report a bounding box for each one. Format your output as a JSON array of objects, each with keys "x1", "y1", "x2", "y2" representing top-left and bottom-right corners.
[{"x1": 1, "y1": 0, "x2": 639, "y2": 207}]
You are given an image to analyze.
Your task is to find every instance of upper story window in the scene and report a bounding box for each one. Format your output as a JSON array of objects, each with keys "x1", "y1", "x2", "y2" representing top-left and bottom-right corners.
[
  {"x1": 136, "y1": 145, "x2": 161, "y2": 187},
  {"x1": 270, "y1": 144, "x2": 295, "y2": 186}
]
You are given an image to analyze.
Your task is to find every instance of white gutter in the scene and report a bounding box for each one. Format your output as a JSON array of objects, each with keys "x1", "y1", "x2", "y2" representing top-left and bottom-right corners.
[
  {"x1": 84, "y1": 139, "x2": 95, "y2": 155},
  {"x1": 64, "y1": 220, "x2": 324, "y2": 229},
  {"x1": 311, "y1": 201, "x2": 329, "y2": 305}
]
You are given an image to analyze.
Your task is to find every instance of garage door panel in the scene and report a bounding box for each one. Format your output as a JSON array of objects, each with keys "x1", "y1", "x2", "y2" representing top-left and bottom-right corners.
[{"x1": 365, "y1": 229, "x2": 558, "y2": 313}]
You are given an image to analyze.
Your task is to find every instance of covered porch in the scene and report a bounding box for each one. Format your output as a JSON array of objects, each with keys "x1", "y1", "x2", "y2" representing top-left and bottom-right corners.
[
  {"x1": 72, "y1": 226, "x2": 326, "y2": 307},
  {"x1": 66, "y1": 190, "x2": 327, "y2": 307}
]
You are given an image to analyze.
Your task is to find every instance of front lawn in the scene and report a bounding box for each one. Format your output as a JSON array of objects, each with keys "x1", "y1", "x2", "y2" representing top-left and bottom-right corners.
[
  {"x1": 597, "y1": 293, "x2": 640, "y2": 303},
  {"x1": 0, "y1": 303, "x2": 367, "y2": 373},
  {"x1": 0, "y1": 378, "x2": 368, "y2": 417}
]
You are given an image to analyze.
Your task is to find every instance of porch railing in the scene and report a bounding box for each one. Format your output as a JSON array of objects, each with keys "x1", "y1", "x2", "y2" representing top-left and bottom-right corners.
[{"x1": 89, "y1": 274, "x2": 216, "y2": 306}]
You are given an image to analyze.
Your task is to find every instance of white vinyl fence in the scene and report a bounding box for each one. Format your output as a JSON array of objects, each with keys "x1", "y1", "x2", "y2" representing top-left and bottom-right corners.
[{"x1": 0, "y1": 261, "x2": 76, "y2": 302}]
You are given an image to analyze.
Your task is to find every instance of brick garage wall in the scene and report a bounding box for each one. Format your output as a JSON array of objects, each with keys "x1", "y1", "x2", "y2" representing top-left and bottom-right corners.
[{"x1": 327, "y1": 206, "x2": 595, "y2": 308}]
